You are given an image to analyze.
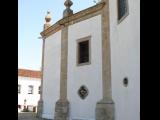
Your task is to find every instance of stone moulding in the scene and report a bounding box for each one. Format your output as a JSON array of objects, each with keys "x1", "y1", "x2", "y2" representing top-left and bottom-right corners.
[{"x1": 40, "y1": 2, "x2": 105, "y2": 38}]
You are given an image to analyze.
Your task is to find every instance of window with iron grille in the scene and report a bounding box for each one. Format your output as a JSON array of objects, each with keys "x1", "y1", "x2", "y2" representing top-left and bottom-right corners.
[
  {"x1": 77, "y1": 36, "x2": 91, "y2": 66},
  {"x1": 78, "y1": 41, "x2": 89, "y2": 63}
]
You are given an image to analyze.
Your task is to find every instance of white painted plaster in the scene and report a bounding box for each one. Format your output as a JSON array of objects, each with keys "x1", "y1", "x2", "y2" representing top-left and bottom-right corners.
[
  {"x1": 68, "y1": 15, "x2": 103, "y2": 120},
  {"x1": 18, "y1": 76, "x2": 41, "y2": 107},
  {"x1": 109, "y1": 0, "x2": 140, "y2": 120},
  {"x1": 42, "y1": 31, "x2": 61, "y2": 119}
]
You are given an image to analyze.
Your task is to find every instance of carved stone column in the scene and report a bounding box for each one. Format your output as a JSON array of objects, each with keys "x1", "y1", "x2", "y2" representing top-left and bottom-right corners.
[
  {"x1": 54, "y1": 1, "x2": 73, "y2": 120},
  {"x1": 96, "y1": 0, "x2": 115, "y2": 120}
]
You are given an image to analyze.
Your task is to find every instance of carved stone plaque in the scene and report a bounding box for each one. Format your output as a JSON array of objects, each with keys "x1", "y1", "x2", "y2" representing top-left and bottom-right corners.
[{"x1": 78, "y1": 85, "x2": 88, "y2": 99}]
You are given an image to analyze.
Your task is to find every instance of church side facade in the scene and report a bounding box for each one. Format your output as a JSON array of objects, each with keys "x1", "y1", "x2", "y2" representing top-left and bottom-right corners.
[
  {"x1": 39, "y1": 0, "x2": 140, "y2": 120},
  {"x1": 110, "y1": 0, "x2": 140, "y2": 120}
]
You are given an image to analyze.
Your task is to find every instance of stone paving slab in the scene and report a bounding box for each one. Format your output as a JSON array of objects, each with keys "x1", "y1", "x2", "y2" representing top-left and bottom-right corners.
[
  {"x1": 18, "y1": 112, "x2": 40, "y2": 120},
  {"x1": 18, "y1": 112, "x2": 49, "y2": 120}
]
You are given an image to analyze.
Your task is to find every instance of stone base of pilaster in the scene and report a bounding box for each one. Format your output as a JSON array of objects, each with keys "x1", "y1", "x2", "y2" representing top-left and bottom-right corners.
[
  {"x1": 96, "y1": 99, "x2": 115, "y2": 120},
  {"x1": 54, "y1": 100, "x2": 70, "y2": 120},
  {"x1": 36, "y1": 100, "x2": 43, "y2": 118}
]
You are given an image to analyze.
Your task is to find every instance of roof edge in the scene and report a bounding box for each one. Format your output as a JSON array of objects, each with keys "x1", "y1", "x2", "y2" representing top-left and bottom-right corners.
[
  {"x1": 18, "y1": 69, "x2": 41, "y2": 79},
  {"x1": 41, "y1": 2, "x2": 105, "y2": 38}
]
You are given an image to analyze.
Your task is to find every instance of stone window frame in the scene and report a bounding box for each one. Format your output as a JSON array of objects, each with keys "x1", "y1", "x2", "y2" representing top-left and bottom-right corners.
[
  {"x1": 117, "y1": 0, "x2": 129, "y2": 24},
  {"x1": 76, "y1": 36, "x2": 91, "y2": 66}
]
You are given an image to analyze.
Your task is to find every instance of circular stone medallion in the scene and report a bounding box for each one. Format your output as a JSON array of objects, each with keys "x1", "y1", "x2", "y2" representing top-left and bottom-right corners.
[{"x1": 78, "y1": 85, "x2": 89, "y2": 99}]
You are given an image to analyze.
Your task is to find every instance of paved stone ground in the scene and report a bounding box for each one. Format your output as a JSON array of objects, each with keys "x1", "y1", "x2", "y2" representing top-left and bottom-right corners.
[
  {"x1": 18, "y1": 112, "x2": 39, "y2": 120},
  {"x1": 18, "y1": 112, "x2": 51, "y2": 120}
]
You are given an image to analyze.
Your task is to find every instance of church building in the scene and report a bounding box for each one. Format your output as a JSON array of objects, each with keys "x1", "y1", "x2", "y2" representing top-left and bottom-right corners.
[{"x1": 37, "y1": 0, "x2": 140, "y2": 120}]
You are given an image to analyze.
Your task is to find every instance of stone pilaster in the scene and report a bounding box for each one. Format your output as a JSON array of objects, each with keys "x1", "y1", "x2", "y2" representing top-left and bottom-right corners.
[
  {"x1": 37, "y1": 38, "x2": 45, "y2": 118},
  {"x1": 96, "y1": 100, "x2": 115, "y2": 120},
  {"x1": 54, "y1": 1, "x2": 72, "y2": 120},
  {"x1": 37, "y1": 11, "x2": 51, "y2": 118},
  {"x1": 54, "y1": 100, "x2": 70, "y2": 120},
  {"x1": 54, "y1": 25, "x2": 70, "y2": 120},
  {"x1": 37, "y1": 99, "x2": 43, "y2": 118},
  {"x1": 96, "y1": 0, "x2": 115, "y2": 120}
]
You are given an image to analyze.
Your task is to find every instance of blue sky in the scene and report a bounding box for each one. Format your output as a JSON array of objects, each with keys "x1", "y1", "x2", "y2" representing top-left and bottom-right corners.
[{"x1": 18, "y1": 0, "x2": 97, "y2": 70}]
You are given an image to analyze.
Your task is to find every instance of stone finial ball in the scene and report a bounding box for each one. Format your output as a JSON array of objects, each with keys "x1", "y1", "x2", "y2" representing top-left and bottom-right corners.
[
  {"x1": 45, "y1": 11, "x2": 51, "y2": 22},
  {"x1": 64, "y1": 0, "x2": 73, "y2": 7}
]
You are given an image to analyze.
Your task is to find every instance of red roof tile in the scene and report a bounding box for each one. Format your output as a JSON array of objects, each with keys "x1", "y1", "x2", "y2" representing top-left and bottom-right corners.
[{"x1": 18, "y1": 69, "x2": 41, "y2": 78}]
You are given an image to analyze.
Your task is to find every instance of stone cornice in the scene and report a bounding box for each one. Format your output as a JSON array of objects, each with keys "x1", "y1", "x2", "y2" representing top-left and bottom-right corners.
[{"x1": 40, "y1": 2, "x2": 105, "y2": 38}]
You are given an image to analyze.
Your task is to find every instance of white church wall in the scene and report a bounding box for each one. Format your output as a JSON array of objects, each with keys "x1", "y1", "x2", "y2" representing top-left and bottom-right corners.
[
  {"x1": 18, "y1": 76, "x2": 41, "y2": 107},
  {"x1": 42, "y1": 31, "x2": 61, "y2": 119},
  {"x1": 68, "y1": 15, "x2": 103, "y2": 120},
  {"x1": 109, "y1": 0, "x2": 140, "y2": 120}
]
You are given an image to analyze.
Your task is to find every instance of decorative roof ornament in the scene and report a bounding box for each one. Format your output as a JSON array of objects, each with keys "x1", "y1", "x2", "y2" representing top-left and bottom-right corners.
[
  {"x1": 45, "y1": 11, "x2": 51, "y2": 22},
  {"x1": 63, "y1": 0, "x2": 73, "y2": 18},
  {"x1": 44, "y1": 11, "x2": 52, "y2": 30}
]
